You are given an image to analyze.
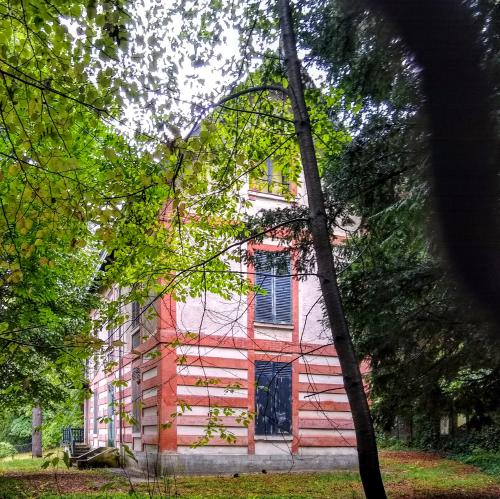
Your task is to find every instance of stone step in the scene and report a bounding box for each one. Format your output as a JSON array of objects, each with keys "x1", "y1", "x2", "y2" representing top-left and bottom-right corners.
[
  {"x1": 72, "y1": 447, "x2": 91, "y2": 457},
  {"x1": 76, "y1": 447, "x2": 119, "y2": 469}
]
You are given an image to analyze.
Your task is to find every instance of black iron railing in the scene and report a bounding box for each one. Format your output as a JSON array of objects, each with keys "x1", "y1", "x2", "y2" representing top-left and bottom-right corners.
[{"x1": 62, "y1": 427, "x2": 84, "y2": 456}]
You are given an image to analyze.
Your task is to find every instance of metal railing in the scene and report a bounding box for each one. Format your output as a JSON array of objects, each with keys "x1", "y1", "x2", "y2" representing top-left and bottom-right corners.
[{"x1": 62, "y1": 427, "x2": 84, "y2": 456}]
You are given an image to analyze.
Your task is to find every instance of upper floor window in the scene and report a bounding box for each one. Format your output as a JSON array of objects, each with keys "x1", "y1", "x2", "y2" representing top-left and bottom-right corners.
[
  {"x1": 131, "y1": 330, "x2": 141, "y2": 349},
  {"x1": 131, "y1": 301, "x2": 141, "y2": 330},
  {"x1": 106, "y1": 327, "x2": 116, "y2": 362},
  {"x1": 254, "y1": 251, "x2": 292, "y2": 325},
  {"x1": 130, "y1": 301, "x2": 142, "y2": 351},
  {"x1": 250, "y1": 158, "x2": 290, "y2": 195},
  {"x1": 93, "y1": 388, "x2": 98, "y2": 434},
  {"x1": 131, "y1": 367, "x2": 141, "y2": 433}
]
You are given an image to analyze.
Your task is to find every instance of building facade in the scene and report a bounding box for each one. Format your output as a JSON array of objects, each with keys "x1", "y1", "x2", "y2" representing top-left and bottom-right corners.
[{"x1": 84, "y1": 174, "x2": 358, "y2": 474}]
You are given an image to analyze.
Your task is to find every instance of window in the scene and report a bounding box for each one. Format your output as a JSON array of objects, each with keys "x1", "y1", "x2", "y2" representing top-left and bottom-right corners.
[
  {"x1": 106, "y1": 328, "x2": 115, "y2": 362},
  {"x1": 131, "y1": 330, "x2": 141, "y2": 349},
  {"x1": 93, "y1": 388, "x2": 98, "y2": 434},
  {"x1": 130, "y1": 301, "x2": 141, "y2": 351},
  {"x1": 254, "y1": 251, "x2": 292, "y2": 324},
  {"x1": 255, "y1": 361, "x2": 292, "y2": 436},
  {"x1": 250, "y1": 158, "x2": 289, "y2": 195},
  {"x1": 131, "y1": 301, "x2": 140, "y2": 330},
  {"x1": 107, "y1": 384, "x2": 115, "y2": 447},
  {"x1": 131, "y1": 367, "x2": 141, "y2": 433}
]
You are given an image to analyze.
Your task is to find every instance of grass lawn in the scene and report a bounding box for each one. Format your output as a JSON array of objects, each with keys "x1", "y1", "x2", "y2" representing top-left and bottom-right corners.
[{"x1": 0, "y1": 450, "x2": 499, "y2": 498}]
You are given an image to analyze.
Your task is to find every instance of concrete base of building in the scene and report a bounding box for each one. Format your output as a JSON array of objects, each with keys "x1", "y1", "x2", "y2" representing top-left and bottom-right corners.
[{"x1": 125, "y1": 451, "x2": 359, "y2": 476}]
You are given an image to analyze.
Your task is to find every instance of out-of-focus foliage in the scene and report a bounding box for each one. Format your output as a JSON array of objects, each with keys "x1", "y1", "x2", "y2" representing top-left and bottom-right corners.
[
  {"x1": 0, "y1": 441, "x2": 16, "y2": 458},
  {"x1": 0, "y1": 0, "x2": 154, "y2": 406},
  {"x1": 302, "y1": 0, "x2": 500, "y2": 436},
  {"x1": 0, "y1": 0, "x2": 305, "y2": 416},
  {"x1": 0, "y1": 396, "x2": 82, "y2": 450},
  {"x1": 246, "y1": 0, "x2": 500, "y2": 441}
]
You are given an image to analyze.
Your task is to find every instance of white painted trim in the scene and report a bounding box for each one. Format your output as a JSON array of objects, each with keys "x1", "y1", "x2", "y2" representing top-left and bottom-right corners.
[
  {"x1": 176, "y1": 405, "x2": 247, "y2": 416},
  {"x1": 177, "y1": 426, "x2": 248, "y2": 436},
  {"x1": 177, "y1": 385, "x2": 247, "y2": 398},
  {"x1": 299, "y1": 410, "x2": 353, "y2": 419},
  {"x1": 254, "y1": 322, "x2": 294, "y2": 330},
  {"x1": 254, "y1": 435, "x2": 293, "y2": 441},
  {"x1": 176, "y1": 365, "x2": 247, "y2": 379},
  {"x1": 248, "y1": 190, "x2": 292, "y2": 203},
  {"x1": 299, "y1": 393, "x2": 349, "y2": 402},
  {"x1": 299, "y1": 374, "x2": 344, "y2": 384},
  {"x1": 299, "y1": 429, "x2": 356, "y2": 437},
  {"x1": 176, "y1": 345, "x2": 248, "y2": 360},
  {"x1": 177, "y1": 446, "x2": 248, "y2": 455},
  {"x1": 299, "y1": 355, "x2": 340, "y2": 366}
]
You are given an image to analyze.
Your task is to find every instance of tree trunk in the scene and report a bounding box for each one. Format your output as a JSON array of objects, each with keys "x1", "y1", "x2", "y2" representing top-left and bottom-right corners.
[
  {"x1": 277, "y1": 1, "x2": 386, "y2": 497},
  {"x1": 32, "y1": 405, "x2": 43, "y2": 458}
]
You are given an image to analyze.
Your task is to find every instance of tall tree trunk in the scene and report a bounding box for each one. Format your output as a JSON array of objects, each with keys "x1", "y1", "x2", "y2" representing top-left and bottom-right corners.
[
  {"x1": 277, "y1": 1, "x2": 386, "y2": 497},
  {"x1": 32, "y1": 405, "x2": 42, "y2": 458}
]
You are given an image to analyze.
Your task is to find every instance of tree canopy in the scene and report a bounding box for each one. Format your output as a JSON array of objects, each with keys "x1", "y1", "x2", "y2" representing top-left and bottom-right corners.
[
  {"x1": 269, "y1": 0, "x2": 500, "y2": 439},
  {"x1": 0, "y1": 0, "x2": 306, "y2": 408}
]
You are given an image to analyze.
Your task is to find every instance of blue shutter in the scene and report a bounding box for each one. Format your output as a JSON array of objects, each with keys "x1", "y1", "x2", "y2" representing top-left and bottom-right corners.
[
  {"x1": 93, "y1": 389, "x2": 98, "y2": 434},
  {"x1": 255, "y1": 361, "x2": 292, "y2": 435},
  {"x1": 255, "y1": 252, "x2": 292, "y2": 325},
  {"x1": 132, "y1": 330, "x2": 140, "y2": 349},
  {"x1": 274, "y1": 363, "x2": 292, "y2": 434},
  {"x1": 107, "y1": 384, "x2": 115, "y2": 447},
  {"x1": 131, "y1": 368, "x2": 141, "y2": 433},
  {"x1": 255, "y1": 361, "x2": 275, "y2": 435},
  {"x1": 132, "y1": 301, "x2": 140, "y2": 329},
  {"x1": 255, "y1": 252, "x2": 274, "y2": 323},
  {"x1": 274, "y1": 254, "x2": 292, "y2": 324}
]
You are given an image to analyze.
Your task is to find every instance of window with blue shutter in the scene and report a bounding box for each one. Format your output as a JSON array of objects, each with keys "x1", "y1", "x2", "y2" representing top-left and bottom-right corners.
[
  {"x1": 131, "y1": 330, "x2": 140, "y2": 349},
  {"x1": 254, "y1": 251, "x2": 292, "y2": 325},
  {"x1": 131, "y1": 301, "x2": 140, "y2": 330},
  {"x1": 255, "y1": 361, "x2": 292, "y2": 435},
  {"x1": 93, "y1": 388, "x2": 98, "y2": 434},
  {"x1": 131, "y1": 367, "x2": 141, "y2": 433},
  {"x1": 107, "y1": 384, "x2": 115, "y2": 447}
]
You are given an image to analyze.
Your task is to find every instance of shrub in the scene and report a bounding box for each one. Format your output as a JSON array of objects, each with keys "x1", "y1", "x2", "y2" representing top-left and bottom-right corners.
[
  {"x1": 377, "y1": 433, "x2": 408, "y2": 450},
  {"x1": 0, "y1": 442, "x2": 17, "y2": 459},
  {"x1": 438, "y1": 425, "x2": 500, "y2": 454},
  {"x1": 459, "y1": 451, "x2": 500, "y2": 477}
]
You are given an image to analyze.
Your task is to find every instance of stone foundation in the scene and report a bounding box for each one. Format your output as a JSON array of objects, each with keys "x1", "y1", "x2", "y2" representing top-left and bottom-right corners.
[{"x1": 125, "y1": 451, "x2": 358, "y2": 476}]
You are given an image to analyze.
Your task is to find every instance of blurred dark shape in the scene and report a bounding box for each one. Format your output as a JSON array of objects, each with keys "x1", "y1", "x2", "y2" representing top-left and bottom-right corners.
[{"x1": 374, "y1": 0, "x2": 500, "y2": 324}]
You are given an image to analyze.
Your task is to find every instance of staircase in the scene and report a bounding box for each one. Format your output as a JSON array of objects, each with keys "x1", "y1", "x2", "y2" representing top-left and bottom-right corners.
[
  {"x1": 71, "y1": 442, "x2": 91, "y2": 461},
  {"x1": 62, "y1": 427, "x2": 85, "y2": 459},
  {"x1": 62, "y1": 428, "x2": 119, "y2": 469},
  {"x1": 74, "y1": 446, "x2": 119, "y2": 469}
]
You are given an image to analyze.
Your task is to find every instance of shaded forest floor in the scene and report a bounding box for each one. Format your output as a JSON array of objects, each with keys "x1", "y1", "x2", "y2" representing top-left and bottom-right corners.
[{"x1": 0, "y1": 450, "x2": 499, "y2": 498}]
